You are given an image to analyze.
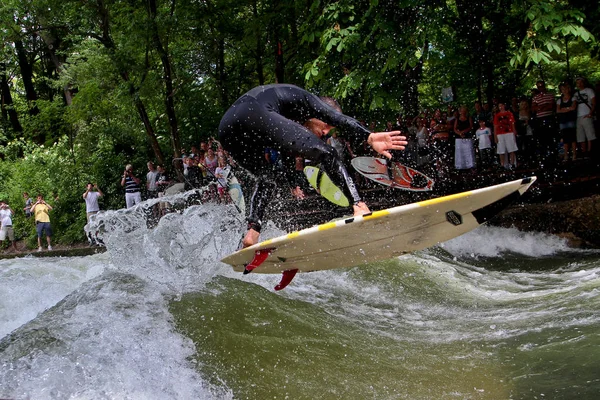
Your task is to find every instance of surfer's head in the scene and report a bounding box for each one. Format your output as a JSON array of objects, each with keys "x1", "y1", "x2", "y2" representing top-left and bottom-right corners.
[
  {"x1": 304, "y1": 96, "x2": 341, "y2": 138},
  {"x1": 304, "y1": 118, "x2": 334, "y2": 138}
]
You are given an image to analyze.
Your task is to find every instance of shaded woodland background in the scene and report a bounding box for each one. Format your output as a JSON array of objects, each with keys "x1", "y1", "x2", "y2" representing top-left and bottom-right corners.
[{"x1": 0, "y1": 0, "x2": 598, "y2": 244}]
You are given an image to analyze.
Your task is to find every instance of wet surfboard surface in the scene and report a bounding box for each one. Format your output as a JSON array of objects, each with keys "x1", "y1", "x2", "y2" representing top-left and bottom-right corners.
[{"x1": 221, "y1": 177, "x2": 536, "y2": 275}]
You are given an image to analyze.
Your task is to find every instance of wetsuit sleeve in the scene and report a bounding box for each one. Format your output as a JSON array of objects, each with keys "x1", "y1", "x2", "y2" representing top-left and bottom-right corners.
[{"x1": 288, "y1": 87, "x2": 372, "y2": 142}]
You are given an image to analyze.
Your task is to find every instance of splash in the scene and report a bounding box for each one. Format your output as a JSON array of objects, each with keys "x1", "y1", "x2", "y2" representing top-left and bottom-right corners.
[
  {"x1": 440, "y1": 225, "x2": 572, "y2": 258},
  {"x1": 86, "y1": 189, "x2": 247, "y2": 293}
]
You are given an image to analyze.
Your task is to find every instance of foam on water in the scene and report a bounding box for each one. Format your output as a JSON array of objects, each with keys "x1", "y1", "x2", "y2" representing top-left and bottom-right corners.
[
  {"x1": 0, "y1": 254, "x2": 106, "y2": 338},
  {"x1": 1, "y1": 272, "x2": 232, "y2": 399},
  {"x1": 440, "y1": 224, "x2": 572, "y2": 258}
]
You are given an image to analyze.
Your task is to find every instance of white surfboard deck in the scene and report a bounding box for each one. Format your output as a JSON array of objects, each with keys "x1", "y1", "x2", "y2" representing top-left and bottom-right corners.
[
  {"x1": 221, "y1": 177, "x2": 536, "y2": 274},
  {"x1": 351, "y1": 156, "x2": 434, "y2": 191}
]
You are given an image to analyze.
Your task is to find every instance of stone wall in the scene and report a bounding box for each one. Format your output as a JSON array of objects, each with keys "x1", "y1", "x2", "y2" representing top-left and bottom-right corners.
[{"x1": 491, "y1": 195, "x2": 600, "y2": 248}]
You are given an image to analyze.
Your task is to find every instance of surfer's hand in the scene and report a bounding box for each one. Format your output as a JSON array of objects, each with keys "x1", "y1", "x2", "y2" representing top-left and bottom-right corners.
[
  {"x1": 367, "y1": 131, "x2": 408, "y2": 159},
  {"x1": 291, "y1": 186, "x2": 305, "y2": 200}
]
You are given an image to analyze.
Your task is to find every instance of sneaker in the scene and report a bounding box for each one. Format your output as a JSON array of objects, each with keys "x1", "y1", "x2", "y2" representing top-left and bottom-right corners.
[
  {"x1": 48, "y1": 245, "x2": 53, "y2": 251},
  {"x1": 37, "y1": 247, "x2": 43, "y2": 252}
]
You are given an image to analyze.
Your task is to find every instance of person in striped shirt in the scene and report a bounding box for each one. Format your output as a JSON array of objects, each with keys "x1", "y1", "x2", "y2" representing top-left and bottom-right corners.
[
  {"x1": 531, "y1": 80, "x2": 558, "y2": 164},
  {"x1": 121, "y1": 164, "x2": 142, "y2": 208}
]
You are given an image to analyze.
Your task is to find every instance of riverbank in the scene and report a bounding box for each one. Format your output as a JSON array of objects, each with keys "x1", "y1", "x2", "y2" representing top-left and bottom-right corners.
[
  {"x1": 492, "y1": 195, "x2": 600, "y2": 248},
  {"x1": 0, "y1": 242, "x2": 106, "y2": 260}
]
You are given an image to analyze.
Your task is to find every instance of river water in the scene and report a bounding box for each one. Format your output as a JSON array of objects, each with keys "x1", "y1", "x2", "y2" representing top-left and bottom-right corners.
[{"x1": 1, "y1": 195, "x2": 599, "y2": 399}]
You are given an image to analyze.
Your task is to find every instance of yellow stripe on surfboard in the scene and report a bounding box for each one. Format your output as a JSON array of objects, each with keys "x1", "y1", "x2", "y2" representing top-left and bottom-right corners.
[{"x1": 416, "y1": 190, "x2": 472, "y2": 207}]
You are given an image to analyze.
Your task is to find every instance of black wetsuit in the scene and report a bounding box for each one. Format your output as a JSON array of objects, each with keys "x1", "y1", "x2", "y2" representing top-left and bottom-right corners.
[{"x1": 218, "y1": 84, "x2": 371, "y2": 231}]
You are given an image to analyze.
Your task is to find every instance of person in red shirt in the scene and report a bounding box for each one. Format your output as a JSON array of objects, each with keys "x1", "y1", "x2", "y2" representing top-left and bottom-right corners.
[{"x1": 494, "y1": 101, "x2": 519, "y2": 169}]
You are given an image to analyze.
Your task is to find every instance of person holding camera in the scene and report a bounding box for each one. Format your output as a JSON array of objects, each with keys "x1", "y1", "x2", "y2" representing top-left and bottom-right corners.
[
  {"x1": 83, "y1": 182, "x2": 103, "y2": 221},
  {"x1": 83, "y1": 182, "x2": 103, "y2": 246},
  {"x1": 120, "y1": 164, "x2": 142, "y2": 208},
  {"x1": 0, "y1": 200, "x2": 18, "y2": 252},
  {"x1": 30, "y1": 194, "x2": 53, "y2": 251}
]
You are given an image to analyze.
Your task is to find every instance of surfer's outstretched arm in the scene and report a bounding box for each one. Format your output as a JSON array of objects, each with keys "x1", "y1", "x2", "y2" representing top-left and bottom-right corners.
[{"x1": 367, "y1": 131, "x2": 408, "y2": 159}]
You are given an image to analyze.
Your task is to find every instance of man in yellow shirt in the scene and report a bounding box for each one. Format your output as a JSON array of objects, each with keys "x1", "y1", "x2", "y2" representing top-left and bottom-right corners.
[{"x1": 30, "y1": 194, "x2": 53, "y2": 251}]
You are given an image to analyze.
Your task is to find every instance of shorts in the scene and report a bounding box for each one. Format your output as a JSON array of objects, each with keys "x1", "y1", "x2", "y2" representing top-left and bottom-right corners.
[
  {"x1": 36, "y1": 221, "x2": 53, "y2": 237},
  {"x1": 0, "y1": 226, "x2": 14, "y2": 241},
  {"x1": 496, "y1": 133, "x2": 518, "y2": 154},
  {"x1": 577, "y1": 117, "x2": 596, "y2": 142}
]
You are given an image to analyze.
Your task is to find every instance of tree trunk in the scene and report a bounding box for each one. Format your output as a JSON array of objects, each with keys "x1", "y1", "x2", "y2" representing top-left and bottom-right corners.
[
  {"x1": 14, "y1": 38, "x2": 40, "y2": 116},
  {"x1": 0, "y1": 62, "x2": 23, "y2": 134},
  {"x1": 95, "y1": 0, "x2": 165, "y2": 166},
  {"x1": 38, "y1": 30, "x2": 73, "y2": 105},
  {"x1": 147, "y1": 0, "x2": 183, "y2": 180}
]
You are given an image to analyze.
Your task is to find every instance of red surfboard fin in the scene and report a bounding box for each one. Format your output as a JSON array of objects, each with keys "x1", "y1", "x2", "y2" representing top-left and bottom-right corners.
[
  {"x1": 274, "y1": 269, "x2": 299, "y2": 291},
  {"x1": 243, "y1": 248, "x2": 274, "y2": 274}
]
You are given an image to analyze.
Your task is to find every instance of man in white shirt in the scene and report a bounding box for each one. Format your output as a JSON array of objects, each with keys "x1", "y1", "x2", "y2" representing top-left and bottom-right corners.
[
  {"x1": 146, "y1": 161, "x2": 159, "y2": 199},
  {"x1": 83, "y1": 183, "x2": 103, "y2": 246},
  {"x1": 574, "y1": 76, "x2": 596, "y2": 155},
  {"x1": 83, "y1": 182, "x2": 103, "y2": 221},
  {"x1": 0, "y1": 200, "x2": 18, "y2": 252}
]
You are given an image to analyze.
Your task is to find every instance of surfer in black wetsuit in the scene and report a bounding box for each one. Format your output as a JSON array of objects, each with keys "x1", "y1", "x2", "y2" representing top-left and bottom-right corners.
[{"x1": 218, "y1": 84, "x2": 407, "y2": 248}]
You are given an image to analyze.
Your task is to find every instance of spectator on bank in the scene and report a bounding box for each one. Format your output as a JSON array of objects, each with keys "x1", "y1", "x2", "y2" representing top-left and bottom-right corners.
[
  {"x1": 475, "y1": 119, "x2": 494, "y2": 169},
  {"x1": 82, "y1": 182, "x2": 103, "y2": 245},
  {"x1": 494, "y1": 101, "x2": 519, "y2": 169},
  {"x1": 482, "y1": 103, "x2": 493, "y2": 127},
  {"x1": 30, "y1": 194, "x2": 53, "y2": 251},
  {"x1": 0, "y1": 201, "x2": 18, "y2": 252},
  {"x1": 573, "y1": 76, "x2": 596, "y2": 157},
  {"x1": 472, "y1": 101, "x2": 487, "y2": 127},
  {"x1": 83, "y1": 182, "x2": 103, "y2": 221},
  {"x1": 454, "y1": 105, "x2": 475, "y2": 170},
  {"x1": 214, "y1": 157, "x2": 231, "y2": 203},
  {"x1": 532, "y1": 80, "x2": 558, "y2": 163},
  {"x1": 205, "y1": 148, "x2": 218, "y2": 175},
  {"x1": 156, "y1": 165, "x2": 172, "y2": 193},
  {"x1": 184, "y1": 155, "x2": 201, "y2": 189},
  {"x1": 146, "y1": 161, "x2": 159, "y2": 199},
  {"x1": 121, "y1": 164, "x2": 142, "y2": 208},
  {"x1": 23, "y1": 192, "x2": 33, "y2": 218},
  {"x1": 556, "y1": 82, "x2": 578, "y2": 162},
  {"x1": 518, "y1": 99, "x2": 535, "y2": 164}
]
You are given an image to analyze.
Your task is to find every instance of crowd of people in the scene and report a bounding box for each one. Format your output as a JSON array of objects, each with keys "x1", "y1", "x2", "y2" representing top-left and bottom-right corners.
[{"x1": 377, "y1": 77, "x2": 597, "y2": 177}]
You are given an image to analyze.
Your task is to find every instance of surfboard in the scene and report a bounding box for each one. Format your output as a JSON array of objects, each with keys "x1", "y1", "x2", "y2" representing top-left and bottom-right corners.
[
  {"x1": 351, "y1": 156, "x2": 434, "y2": 191},
  {"x1": 221, "y1": 177, "x2": 536, "y2": 290}
]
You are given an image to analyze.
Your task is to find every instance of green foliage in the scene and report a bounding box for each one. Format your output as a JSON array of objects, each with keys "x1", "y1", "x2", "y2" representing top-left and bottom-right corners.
[{"x1": 511, "y1": 0, "x2": 595, "y2": 68}]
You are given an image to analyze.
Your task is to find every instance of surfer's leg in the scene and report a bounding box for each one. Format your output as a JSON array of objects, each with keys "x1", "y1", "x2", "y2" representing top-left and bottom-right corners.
[
  {"x1": 243, "y1": 177, "x2": 277, "y2": 247},
  {"x1": 315, "y1": 147, "x2": 370, "y2": 215},
  {"x1": 263, "y1": 118, "x2": 366, "y2": 212}
]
